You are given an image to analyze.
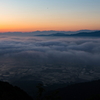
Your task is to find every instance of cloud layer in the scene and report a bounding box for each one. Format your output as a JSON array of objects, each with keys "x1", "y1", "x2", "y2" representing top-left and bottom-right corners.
[{"x1": 0, "y1": 35, "x2": 100, "y2": 84}]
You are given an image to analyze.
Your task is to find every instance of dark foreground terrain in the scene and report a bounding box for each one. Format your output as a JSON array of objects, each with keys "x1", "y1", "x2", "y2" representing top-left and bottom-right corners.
[
  {"x1": 1, "y1": 80, "x2": 100, "y2": 100},
  {"x1": 46, "y1": 80, "x2": 100, "y2": 100},
  {"x1": 43, "y1": 80, "x2": 100, "y2": 100},
  {"x1": 0, "y1": 81, "x2": 33, "y2": 100}
]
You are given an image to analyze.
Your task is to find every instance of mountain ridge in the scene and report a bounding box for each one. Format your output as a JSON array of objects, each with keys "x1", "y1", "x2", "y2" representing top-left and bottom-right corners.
[
  {"x1": 37, "y1": 31, "x2": 100, "y2": 37},
  {"x1": 47, "y1": 79, "x2": 100, "y2": 100},
  {"x1": 0, "y1": 81, "x2": 33, "y2": 100}
]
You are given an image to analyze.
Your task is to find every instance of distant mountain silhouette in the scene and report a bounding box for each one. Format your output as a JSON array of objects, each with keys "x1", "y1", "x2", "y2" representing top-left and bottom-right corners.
[
  {"x1": 72, "y1": 31, "x2": 100, "y2": 37},
  {"x1": 37, "y1": 31, "x2": 100, "y2": 37},
  {"x1": 45, "y1": 79, "x2": 100, "y2": 100},
  {"x1": 0, "y1": 81, "x2": 33, "y2": 100},
  {"x1": 0, "y1": 30, "x2": 99, "y2": 36}
]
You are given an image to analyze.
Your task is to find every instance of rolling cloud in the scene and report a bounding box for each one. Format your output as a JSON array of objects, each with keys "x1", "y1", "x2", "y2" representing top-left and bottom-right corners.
[{"x1": 0, "y1": 34, "x2": 100, "y2": 84}]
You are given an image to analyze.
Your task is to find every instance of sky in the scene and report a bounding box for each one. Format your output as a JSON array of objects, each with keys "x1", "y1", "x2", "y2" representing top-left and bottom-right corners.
[{"x1": 0, "y1": 0, "x2": 100, "y2": 32}]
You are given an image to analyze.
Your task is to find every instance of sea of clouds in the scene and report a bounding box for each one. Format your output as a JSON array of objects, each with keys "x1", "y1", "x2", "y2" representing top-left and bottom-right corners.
[{"x1": 0, "y1": 34, "x2": 100, "y2": 85}]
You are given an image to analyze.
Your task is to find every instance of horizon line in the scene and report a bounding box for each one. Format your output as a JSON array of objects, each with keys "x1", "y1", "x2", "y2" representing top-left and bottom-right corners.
[{"x1": 0, "y1": 29, "x2": 100, "y2": 33}]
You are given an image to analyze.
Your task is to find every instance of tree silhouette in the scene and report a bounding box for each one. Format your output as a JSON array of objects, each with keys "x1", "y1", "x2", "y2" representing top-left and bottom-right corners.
[
  {"x1": 36, "y1": 83, "x2": 45, "y2": 100},
  {"x1": 36, "y1": 83, "x2": 61, "y2": 100}
]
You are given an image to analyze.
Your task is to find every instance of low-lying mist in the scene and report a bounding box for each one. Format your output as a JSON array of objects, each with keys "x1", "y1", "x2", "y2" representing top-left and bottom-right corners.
[{"x1": 0, "y1": 34, "x2": 100, "y2": 85}]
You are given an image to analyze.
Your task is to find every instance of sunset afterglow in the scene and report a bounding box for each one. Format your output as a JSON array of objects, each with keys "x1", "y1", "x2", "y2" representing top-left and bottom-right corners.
[{"x1": 0, "y1": 0, "x2": 100, "y2": 32}]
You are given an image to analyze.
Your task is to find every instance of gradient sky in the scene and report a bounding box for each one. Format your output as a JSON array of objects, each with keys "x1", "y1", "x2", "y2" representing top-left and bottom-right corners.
[{"x1": 0, "y1": 0, "x2": 100, "y2": 32}]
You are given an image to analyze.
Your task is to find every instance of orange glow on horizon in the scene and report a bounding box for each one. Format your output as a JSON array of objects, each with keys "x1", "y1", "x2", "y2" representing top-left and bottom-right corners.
[
  {"x1": 0, "y1": 25, "x2": 100, "y2": 33},
  {"x1": 0, "y1": 20, "x2": 100, "y2": 32},
  {"x1": 0, "y1": 28, "x2": 100, "y2": 33}
]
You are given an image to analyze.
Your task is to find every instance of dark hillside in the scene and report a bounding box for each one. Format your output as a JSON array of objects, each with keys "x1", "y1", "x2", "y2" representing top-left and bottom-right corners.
[
  {"x1": 52, "y1": 80, "x2": 100, "y2": 100},
  {"x1": 0, "y1": 81, "x2": 33, "y2": 100}
]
